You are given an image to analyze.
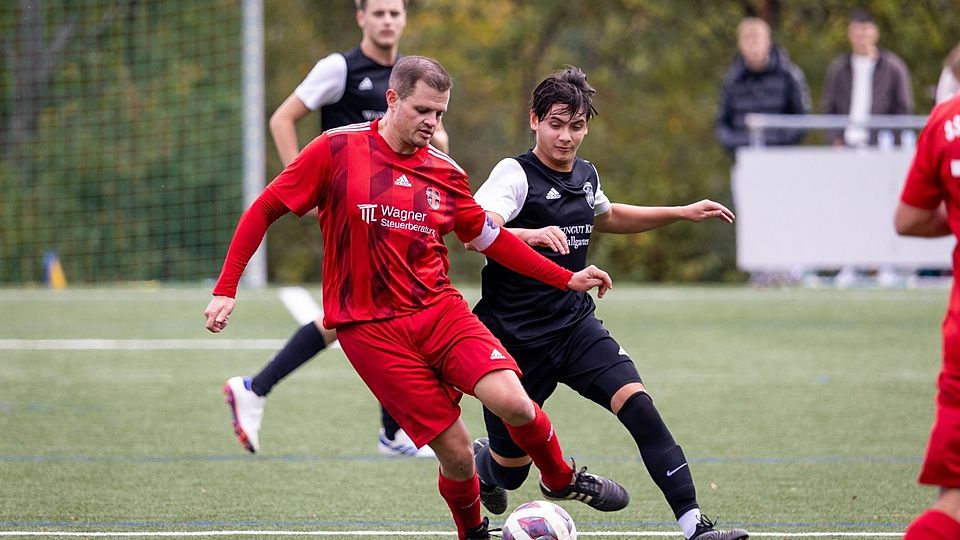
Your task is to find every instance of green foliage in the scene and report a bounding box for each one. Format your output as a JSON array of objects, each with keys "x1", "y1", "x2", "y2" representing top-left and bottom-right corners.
[
  {"x1": 261, "y1": 0, "x2": 960, "y2": 284},
  {"x1": 4, "y1": 1, "x2": 960, "y2": 284}
]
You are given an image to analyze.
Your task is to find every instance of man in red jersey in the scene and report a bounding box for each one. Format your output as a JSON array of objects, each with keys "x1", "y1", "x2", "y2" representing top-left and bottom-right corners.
[
  {"x1": 895, "y1": 93, "x2": 960, "y2": 540},
  {"x1": 203, "y1": 56, "x2": 629, "y2": 540}
]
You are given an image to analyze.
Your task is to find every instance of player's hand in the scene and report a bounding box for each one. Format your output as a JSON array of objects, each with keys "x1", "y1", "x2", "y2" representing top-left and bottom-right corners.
[
  {"x1": 682, "y1": 199, "x2": 735, "y2": 224},
  {"x1": 204, "y1": 296, "x2": 236, "y2": 333},
  {"x1": 567, "y1": 265, "x2": 613, "y2": 298},
  {"x1": 526, "y1": 226, "x2": 569, "y2": 254}
]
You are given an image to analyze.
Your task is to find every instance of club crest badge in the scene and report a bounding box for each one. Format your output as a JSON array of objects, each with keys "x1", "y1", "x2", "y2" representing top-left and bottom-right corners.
[
  {"x1": 583, "y1": 182, "x2": 595, "y2": 209},
  {"x1": 426, "y1": 187, "x2": 441, "y2": 210}
]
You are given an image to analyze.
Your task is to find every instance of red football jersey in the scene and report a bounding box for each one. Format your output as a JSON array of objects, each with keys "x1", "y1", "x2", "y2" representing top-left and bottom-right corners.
[
  {"x1": 900, "y1": 96, "x2": 960, "y2": 278},
  {"x1": 267, "y1": 120, "x2": 486, "y2": 328}
]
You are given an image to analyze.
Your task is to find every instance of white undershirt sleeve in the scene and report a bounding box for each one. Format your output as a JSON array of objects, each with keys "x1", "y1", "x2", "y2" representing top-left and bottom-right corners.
[
  {"x1": 592, "y1": 163, "x2": 611, "y2": 216},
  {"x1": 473, "y1": 158, "x2": 528, "y2": 222},
  {"x1": 293, "y1": 53, "x2": 348, "y2": 111}
]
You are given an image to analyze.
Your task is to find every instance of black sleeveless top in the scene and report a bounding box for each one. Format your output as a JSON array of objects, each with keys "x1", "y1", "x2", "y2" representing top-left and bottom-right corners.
[
  {"x1": 320, "y1": 47, "x2": 394, "y2": 132},
  {"x1": 474, "y1": 151, "x2": 601, "y2": 347}
]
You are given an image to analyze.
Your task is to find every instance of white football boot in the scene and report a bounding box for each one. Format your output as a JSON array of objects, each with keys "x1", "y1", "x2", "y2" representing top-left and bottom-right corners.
[
  {"x1": 223, "y1": 376, "x2": 265, "y2": 453},
  {"x1": 378, "y1": 428, "x2": 436, "y2": 458}
]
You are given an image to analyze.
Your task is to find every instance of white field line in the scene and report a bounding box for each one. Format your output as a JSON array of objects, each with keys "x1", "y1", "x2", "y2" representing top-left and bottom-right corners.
[
  {"x1": 276, "y1": 286, "x2": 341, "y2": 349},
  {"x1": 0, "y1": 530, "x2": 906, "y2": 538},
  {"x1": 0, "y1": 339, "x2": 287, "y2": 350},
  {"x1": 0, "y1": 286, "x2": 342, "y2": 352}
]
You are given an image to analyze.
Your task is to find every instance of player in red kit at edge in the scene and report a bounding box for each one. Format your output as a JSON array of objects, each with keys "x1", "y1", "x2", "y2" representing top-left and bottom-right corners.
[
  {"x1": 203, "y1": 56, "x2": 629, "y2": 540},
  {"x1": 896, "y1": 93, "x2": 960, "y2": 540}
]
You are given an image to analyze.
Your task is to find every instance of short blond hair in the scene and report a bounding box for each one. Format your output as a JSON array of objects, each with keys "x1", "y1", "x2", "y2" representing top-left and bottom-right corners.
[{"x1": 737, "y1": 17, "x2": 771, "y2": 40}]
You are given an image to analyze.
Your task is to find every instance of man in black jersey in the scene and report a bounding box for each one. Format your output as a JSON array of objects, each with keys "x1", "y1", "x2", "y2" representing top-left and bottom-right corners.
[
  {"x1": 470, "y1": 67, "x2": 749, "y2": 540},
  {"x1": 223, "y1": 0, "x2": 445, "y2": 458}
]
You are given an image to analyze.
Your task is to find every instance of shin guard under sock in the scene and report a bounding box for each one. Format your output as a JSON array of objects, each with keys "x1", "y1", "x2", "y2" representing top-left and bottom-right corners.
[
  {"x1": 617, "y1": 391, "x2": 698, "y2": 518},
  {"x1": 438, "y1": 471, "x2": 481, "y2": 540},
  {"x1": 504, "y1": 402, "x2": 572, "y2": 491},
  {"x1": 475, "y1": 440, "x2": 531, "y2": 490},
  {"x1": 250, "y1": 322, "x2": 325, "y2": 396}
]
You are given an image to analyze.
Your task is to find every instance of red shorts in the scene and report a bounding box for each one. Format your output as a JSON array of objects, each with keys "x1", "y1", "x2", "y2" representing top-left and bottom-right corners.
[
  {"x1": 918, "y1": 304, "x2": 960, "y2": 487},
  {"x1": 336, "y1": 293, "x2": 521, "y2": 448}
]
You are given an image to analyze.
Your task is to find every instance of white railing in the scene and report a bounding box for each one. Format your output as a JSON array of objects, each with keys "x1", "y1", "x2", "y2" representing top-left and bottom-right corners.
[
  {"x1": 744, "y1": 113, "x2": 928, "y2": 147},
  {"x1": 732, "y1": 114, "x2": 953, "y2": 279}
]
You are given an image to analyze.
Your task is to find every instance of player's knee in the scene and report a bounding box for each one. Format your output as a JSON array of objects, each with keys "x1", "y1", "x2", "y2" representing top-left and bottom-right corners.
[
  {"x1": 494, "y1": 397, "x2": 536, "y2": 427},
  {"x1": 436, "y1": 445, "x2": 477, "y2": 480}
]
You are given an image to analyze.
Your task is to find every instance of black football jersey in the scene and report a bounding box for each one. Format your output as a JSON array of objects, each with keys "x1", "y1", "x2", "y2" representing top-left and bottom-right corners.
[
  {"x1": 474, "y1": 151, "x2": 606, "y2": 347},
  {"x1": 320, "y1": 47, "x2": 393, "y2": 132}
]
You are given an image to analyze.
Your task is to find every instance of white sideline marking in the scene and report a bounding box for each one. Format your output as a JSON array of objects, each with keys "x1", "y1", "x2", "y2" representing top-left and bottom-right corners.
[
  {"x1": 0, "y1": 339, "x2": 287, "y2": 350},
  {"x1": 0, "y1": 531, "x2": 906, "y2": 538},
  {"x1": 276, "y1": 286, "x2": 341, "y2": 350},
  {"x1": 0, "y1": 288, "x2": 343, "y2": 352},
  {"x1": 277, "y1": 287, "x2": 323, "y2": 325}
]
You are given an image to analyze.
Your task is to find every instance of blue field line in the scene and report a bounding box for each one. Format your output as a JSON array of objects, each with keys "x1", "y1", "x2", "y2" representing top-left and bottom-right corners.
[{"x1": 0, "y1": 454, "x2": 922, "y2": 465}]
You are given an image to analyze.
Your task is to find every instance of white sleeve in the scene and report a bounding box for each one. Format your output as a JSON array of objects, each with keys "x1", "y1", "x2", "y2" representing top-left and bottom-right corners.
[
  {"x1": 293, "y1": 53, "x2": 348, "y2": 111},
  {"x1": 591, "y1": 163, "x2": 611, "y2": 216},
  {"x1": 473, "y1": 158, "x2": 528, "y2": 223}
]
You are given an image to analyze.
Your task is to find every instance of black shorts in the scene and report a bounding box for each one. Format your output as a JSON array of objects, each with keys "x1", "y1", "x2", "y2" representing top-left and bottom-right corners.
[{"x1": 484, "y1": 316, "x2": 642, "y2": 458}]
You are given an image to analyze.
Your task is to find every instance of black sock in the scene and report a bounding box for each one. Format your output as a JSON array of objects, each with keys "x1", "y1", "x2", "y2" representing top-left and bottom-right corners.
[
  {"x1": 474, "y1": 440, "x2": 531, "y2": 490},
  {"x1": 617, "y1": 391, "x2": 698, "y2": 519},
  {"x1": 249, "y1": 322, "x2": 326, "y2": 396},
  {"x1": 381, "y1": 406, "x2": 401, "y2": 440}
]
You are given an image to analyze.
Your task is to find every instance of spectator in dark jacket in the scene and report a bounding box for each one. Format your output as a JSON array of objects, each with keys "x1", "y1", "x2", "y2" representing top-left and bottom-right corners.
[
  {"x1": 821, "y1": 9, "x2": 913, "y2": 146},
  {"x1": 715, "y1": 17, "x2": 811, "y2": 156}
]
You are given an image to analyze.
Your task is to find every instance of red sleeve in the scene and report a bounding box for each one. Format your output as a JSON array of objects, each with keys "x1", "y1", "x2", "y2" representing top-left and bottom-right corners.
[
  {"x1": 266, "y1": 134, "x2": 333, "y2": 216},
  {"x1": 481, "y1": 228, "x2": 574, "y2": 291},
  {"x1": 212, "y1": 190, "x2": 289, "y2": 298},
  {"x1": 900, "y1": 119, "x2": 943, "y2": 210}
]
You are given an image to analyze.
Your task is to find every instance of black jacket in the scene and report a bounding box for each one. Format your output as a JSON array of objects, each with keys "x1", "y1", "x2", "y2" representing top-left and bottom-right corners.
[{"x1": 715, "y1": 47, "x2": 811, "y2": 155}]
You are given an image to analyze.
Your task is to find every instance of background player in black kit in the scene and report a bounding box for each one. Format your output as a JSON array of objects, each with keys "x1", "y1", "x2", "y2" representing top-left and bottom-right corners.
[
  {"x1": 469, "y1": 66, "x2": 748, "y2": 540},
  {"x1": 223, "y1": 0, "x2": 445, "y2": 458}
]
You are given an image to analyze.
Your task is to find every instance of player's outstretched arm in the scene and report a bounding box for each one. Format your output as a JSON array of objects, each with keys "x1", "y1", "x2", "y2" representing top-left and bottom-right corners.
[
  {"x1": 681, "y1": 199, "x2": 735, "y2": 224},
  {"x1": 595, "y1": 200, "x2": 734, "y2": 234},
  {"x1": 203, "y1": 190, "x2": 290, "y2": 333},
  {"x1": 468, "y1": 218, "x2": 613, "y2": 297}
]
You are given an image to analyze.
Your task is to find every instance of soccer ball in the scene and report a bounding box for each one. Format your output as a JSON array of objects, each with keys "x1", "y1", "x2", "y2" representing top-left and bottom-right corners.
[{"x1": 501, "y1": 500, "x2": 577, "y2": 540}]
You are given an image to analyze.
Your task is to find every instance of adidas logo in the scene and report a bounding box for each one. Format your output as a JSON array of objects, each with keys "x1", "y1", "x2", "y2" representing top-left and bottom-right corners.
[
  {"x1": 546, "y1": 188, "x2": 561, "y2": 200},
  {"x1": 394, "y1": 174, "x2": 412, "y2": 187},
  {"x1": 490, "y1": 349, "x2": 506, "y2": 360},
  {"x1": 358, "y1": 77, "x2": 373, "y2": 91}
]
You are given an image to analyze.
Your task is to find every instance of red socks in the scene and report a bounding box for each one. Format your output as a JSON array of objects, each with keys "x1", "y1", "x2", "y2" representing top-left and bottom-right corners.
[
  {"x1": 438, "y1": 471, "x2": 481, "y2": 540},
  {"x1": 904, "y1": 510, "x2": 960, "y2": 540},
  {"x1": 504, "y1": 402, "x2": 573, "y2": 491}
]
